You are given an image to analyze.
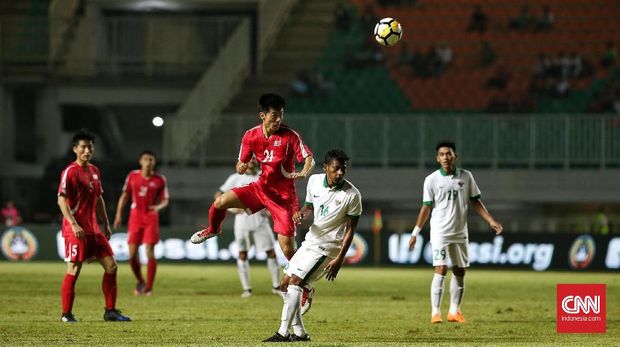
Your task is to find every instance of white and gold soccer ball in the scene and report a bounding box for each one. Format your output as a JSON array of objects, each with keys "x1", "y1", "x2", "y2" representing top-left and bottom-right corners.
[{"x1": 374, "y1": 17, "x2": 403, "y2": 46}]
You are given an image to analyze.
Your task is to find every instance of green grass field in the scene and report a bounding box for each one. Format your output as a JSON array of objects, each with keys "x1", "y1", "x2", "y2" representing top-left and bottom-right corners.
[{"x1": 0, "y1": 262, "x2": 617, "y2": 346}]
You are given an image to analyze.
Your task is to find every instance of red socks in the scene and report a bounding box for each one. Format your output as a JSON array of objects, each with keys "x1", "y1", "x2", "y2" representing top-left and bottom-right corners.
[
  {"x1": 208, "y1": 203, "x2": 227, "y2": 232},
  {"x1": 130, "y1": 256, "x2": 144, "y2": 284},
  {"x1": 102, "y1": 272, "x2": 117, "y2": 310},
  {"x1": 146, "y1": 259, "x2": 157, "y2": 291},
  {"x1": 61, "y1": 274, "x2": 77, "y2": 314}
]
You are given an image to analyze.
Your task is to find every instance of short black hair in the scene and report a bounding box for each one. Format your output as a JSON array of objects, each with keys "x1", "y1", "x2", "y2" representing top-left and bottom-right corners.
[
  {"x1": 139, "y1": 150, "x2": 157, "y2": 160},
  {"x1": 72, "y1": 129, "x2": 95, "y2": 146},
  {"x1": 324, "y1": 149, "x2": 349, "y2": 166},
  {"x1": 435, "y1": 141, "x2": 456, "y2": 152},
  {"x1": 258, "y1": 93, "x2": 285, "y2": 112}
]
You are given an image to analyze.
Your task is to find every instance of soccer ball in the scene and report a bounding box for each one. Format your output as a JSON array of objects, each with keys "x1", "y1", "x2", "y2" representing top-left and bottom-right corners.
[{"x1": 374, "y1": 17, "x2": 403, "y2": 46}]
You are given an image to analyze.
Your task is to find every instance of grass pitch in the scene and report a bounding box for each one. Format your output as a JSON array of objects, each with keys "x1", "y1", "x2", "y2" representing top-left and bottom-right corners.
[{"x1": 0, "y1": 262, "x2": 617, "y2": 346}]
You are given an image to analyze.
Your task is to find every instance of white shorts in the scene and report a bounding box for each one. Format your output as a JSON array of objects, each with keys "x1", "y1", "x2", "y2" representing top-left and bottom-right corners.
[
  {"x1": 234, "y1": 219, "x2": 275, "y2": 253},
  {"x1": 283, "y1": 246, "x2": 331, "y2": 285},
  {"x1": 431, "y1": 242, "x2": 469, "y2": 268}
]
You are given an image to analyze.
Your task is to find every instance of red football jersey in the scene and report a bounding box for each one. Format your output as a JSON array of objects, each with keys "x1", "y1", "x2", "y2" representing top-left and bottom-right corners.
[
  {"x1": 122, "y1": 170, "x2": 169, "y2": 219},
  {"x1": 57, "y1": 162, "x2": 103, "y2": 237},
  {"x1": 238, "y1": 124, "x2": 312, "y2": 201}
]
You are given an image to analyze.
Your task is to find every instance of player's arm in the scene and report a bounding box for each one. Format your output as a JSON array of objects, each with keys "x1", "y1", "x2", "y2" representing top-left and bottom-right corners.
[
  {"x1": 57, "y1": 195, "x2": 84, "y2": 239},
  {"x1": 471, "y1": 199, "x2": 503, "y2": 234},
  {"x1": 96, "y1": 196, "x2": 112, "y2": 239},
  {"x1": 113, "y1": 191, "x2": 129, "y2": 229},
  {"x1": 408, "y1": 204, "x2": 432, "y2": 250},
  {"x1": 325, "y1": 215, "x2": 359, "y2": 281},
  {"x1": 290, "y1": 156, "x2": 315, "y2": 180},
  {"x1": 149, "y1": 198, "x2": 169, "y2": 212}
]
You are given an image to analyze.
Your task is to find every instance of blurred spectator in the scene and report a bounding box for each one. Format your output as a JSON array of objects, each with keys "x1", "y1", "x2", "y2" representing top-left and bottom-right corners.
[
  {"x1": 345, "y1": 38, "x2": 385, "y2": 68},
  {"x1": 601, "y1": 41, "x2": 618, "y2": 68},
  {"x1": 334, "y1": 2, "x2": 351, "y2": 32},
  {"x1": 2, "y1": 201, "x2": 22, "y2": 227},
  {"x1": 593, "y1": 207, "x2": 610, "y2": 235},
  {"x1": 478, "y1": 40, "x2": 497, "y2": 68},
  {"x1": 535, "y1": 6, "x2": 554, "y2": 32},
  {"x1": 534, "y1": 53, "x2": 551, "y2": 78},
  {"x1": 569, "y1": 52, "x2": 583, "y2": 78},
  {"x1": 310, "y1": 68, "x2": 335, "y2": 97},
  {"x1": 486, "y1": 65, "x2": 512, "y2": 90},
  {"x1": 436, "y1": 43, "x2": 453, "y2": 69},
  {"x1": 360, "y1": 4, "x2": 378, "y2": 30},
  {"x1": 509, "y1": 5, "x2": 533, "y2": 31},
  {"x1": 467, "y1": 5, "x2": 488, "y2": 34},
  {"x1": 553, "y1": 78, "x2": 570, "y2": 97},
  {"x1": 290, "y1": 70, "x2": 311, "y2": 97},
  {"x1": 395, "y1": 42, "x2": 414, "y2": 68}
]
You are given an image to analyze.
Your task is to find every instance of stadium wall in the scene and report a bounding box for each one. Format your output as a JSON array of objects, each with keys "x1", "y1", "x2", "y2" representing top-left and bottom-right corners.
[{"x1": 1, "y1": 225, "x2": 617, "y2": 272}]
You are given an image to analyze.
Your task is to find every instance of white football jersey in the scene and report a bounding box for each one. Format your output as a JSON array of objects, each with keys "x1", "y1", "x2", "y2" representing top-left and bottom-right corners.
[
  {"x1": 301, "y1": 173, "x2": 362, "y2": 258},
  {"x1": 423, "y1": 168, "x2": 481, "y2": 245},
  {"x1": 219, "y1": 172, "x2": 269, "y2": 229}
]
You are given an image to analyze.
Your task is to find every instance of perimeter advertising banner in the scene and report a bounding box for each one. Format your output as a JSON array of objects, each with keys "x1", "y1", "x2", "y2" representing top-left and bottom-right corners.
[{"x1": 1, "y1": 225, "x2": 618, "y2": 271}]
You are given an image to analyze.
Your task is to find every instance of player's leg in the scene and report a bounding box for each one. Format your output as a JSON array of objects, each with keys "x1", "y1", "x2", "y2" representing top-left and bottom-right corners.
[
  {"x1": 234, "y1": 221, "x2": 253, "y2": 297},
  {"x1": 263, "y1": 275, "x2": 293, "y2": 342},
  {"x1": 61, "y1": 261, "x2": 82, "y2": 322},
  {"x1": 128, "y1": 241, "x2": 145, "y2": 295},
  {"x1": 144, "y1": 244, "x2": 156, "y2": 295},
  {"x1": 447, "y1": 243, "x2": 468, "y2": 323},
  {"x1": 95, "y1": 234, "x2": 131, "y2": 322},
  {"x1": 61, "y1": 235, "x2": 85, "y2": 322},
  {"x1": 192, "y1": 184, "x2": 262, "y2": 243},
  {"x1": 253, "y1": 223, "x2": 281, "y2": 293},
  {"x1": 431, "y1": 243, "x2": 449, "y2": 323}
]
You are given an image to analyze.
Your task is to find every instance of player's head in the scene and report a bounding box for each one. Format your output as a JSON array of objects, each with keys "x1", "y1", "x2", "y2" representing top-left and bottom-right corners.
[
  {"x1": 139, "y1": 150, "x2": 157, "y2": 171},
  {"x1": 258, "y1": 93, "x2": 285, "y2": 133},
  {"x1": 435, "y1": 141, "x2": 457, "y2": 173},
  {"x1": 72, "y1": 129, "x2": 95, "y2": 164},
  {"x1": 323, "y1": 149, "x2": 349, "y2": 186}
]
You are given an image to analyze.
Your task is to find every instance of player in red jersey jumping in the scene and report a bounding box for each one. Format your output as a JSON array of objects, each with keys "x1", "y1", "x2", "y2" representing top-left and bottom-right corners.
[
  {"x1": 57, "y1": 129, "x2": 131, "y2": 323},
  {"x1": 190, "y1": 93, "x2": 314, "y2": 260},
  {"x1": 114, "y1": 150, "x2": 169, "y2": 296}
]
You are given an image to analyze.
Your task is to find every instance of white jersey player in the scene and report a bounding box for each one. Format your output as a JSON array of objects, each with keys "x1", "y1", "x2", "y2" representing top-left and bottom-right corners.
[
  {"x1": 217, "y1": 159, "x2": 280, "y2": 297},
  {"x1": 263, "y1": 149, "x2": 362, "y2": 342},
  {"x1": 409, "y1": 141, "x2": 503, "y2": 324}
]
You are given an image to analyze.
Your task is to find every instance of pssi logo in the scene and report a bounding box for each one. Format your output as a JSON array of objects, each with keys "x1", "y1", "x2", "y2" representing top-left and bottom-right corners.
[{"x1": 557, "y1": 284, "x2": 606, "y2": 333}]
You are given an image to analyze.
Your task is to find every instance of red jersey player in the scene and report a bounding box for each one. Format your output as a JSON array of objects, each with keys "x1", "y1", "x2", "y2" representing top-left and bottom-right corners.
[
  {"x1": 190, "y1": 93, "x2": 315, "y2": 260},
  {"x1": 57, "y1": 129, "x2": 131, "y2": 323},
  {"x1": 114, "y1": 150, "x2": 169, "y2": 296}
]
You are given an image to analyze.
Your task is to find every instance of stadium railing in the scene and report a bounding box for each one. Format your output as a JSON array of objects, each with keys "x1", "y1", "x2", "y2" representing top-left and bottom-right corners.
[{"x1": 164, "y1": 114, "x2": 620, "y2": 169}]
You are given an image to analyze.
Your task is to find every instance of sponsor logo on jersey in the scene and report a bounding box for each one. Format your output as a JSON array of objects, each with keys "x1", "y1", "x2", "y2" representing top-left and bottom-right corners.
[
  {"x1": 458, "y1": 181, "x2": 464, "y2": 187},
  {"x1": 335, "y1": 200, "x2": 342, "y2": 205},
  {"x1": 1, "y1": 226, "x2": 39, "y2": 261},
  {"x1": 557, "y1": 284, "x2": 606, "y2": 333},
  {"x1": 93, "y1": 174, "x2": 99, "y2": 180},
  {"x1": 273, "y1": 139, "x2": 282, "y2": 147}
]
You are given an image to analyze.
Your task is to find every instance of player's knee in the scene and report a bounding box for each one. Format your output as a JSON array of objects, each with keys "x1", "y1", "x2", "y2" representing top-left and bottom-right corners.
[
  {"x1": 289, "y1": 275, "x2": 303, "y2": 287},
  {"x1": 265, "y1": 249, "x2": 276, "y2": 258},
  {"x1": 452, "y1": 267, "x2": 465, "y2": 277},
  {"x1": 67, "y1": 262, "x2": 82, "y2": 275},
  {"x1": 106, "y1": 262, "x2": 118, "y2": 274},
  {"x1": 213, "y1": 196, "x2": 227, "y2": 210},
  {"x1": 238, "y1": 251, "x2": 248, "y2": 261},
  {"x1": 435, "y1": 265, "x2": 448, "y2": 276}
]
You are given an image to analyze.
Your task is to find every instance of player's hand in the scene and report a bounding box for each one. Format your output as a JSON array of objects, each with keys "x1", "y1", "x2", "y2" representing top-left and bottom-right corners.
[
  {"x1": 103, "y1": 225, "x2": 112, "y2": 240},
  {"x1": 408, "y1": 235, "x2": 417, "y2": 251},
  {"x1": 236, "y1": 162, "x2": 249, "y2": 174},
  {"x1": 490, "y1": 220, "x2": 503, "y2": 235},
  {"x1": 71, "y1": 223, "x2": 85, "y2": 239},
  {"x1": 113, "y1": 215, "x2": 122, "y2": 229},
  {"x1": 292, "y1": 211, "x2": 305, "y2": 224},
  {"x1": 325, "y1": 258, "x2": 343, "y2": 281},
  {"x1": 148, "y1": 205, "x2": 160, "y2": 212},
  {"x1": 289, "y1": 172, "x2": 306, "y2": 180}
]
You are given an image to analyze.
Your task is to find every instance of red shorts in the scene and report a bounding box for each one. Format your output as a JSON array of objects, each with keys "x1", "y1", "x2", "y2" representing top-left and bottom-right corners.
[
  {"x1": 232, "y1": 182, "x2": 298, "y2": 237},
  {"x1": 64, "y1": 233, "x2": 114, "y2": 263},
  {"x1": 127, "y1": 214, "x2": 160, "y2": 244}
]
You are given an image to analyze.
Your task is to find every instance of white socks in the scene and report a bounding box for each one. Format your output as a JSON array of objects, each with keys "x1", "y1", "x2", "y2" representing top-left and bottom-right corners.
[
  {"x1": 431, "y1": 273, "x2": 446, "y2": 316},
  {"x1": 237, "y1": 259, "x2": 251, "y2": 291},
  {"x1": 278, "y1": 285, "x2": 303, "y2": 337},
  {"x1": 267, "y1": 257, "x2": 281, "y2": 288},
  {"x1": 449, "y1": 275, "x2": 465, "y2": 315}
]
